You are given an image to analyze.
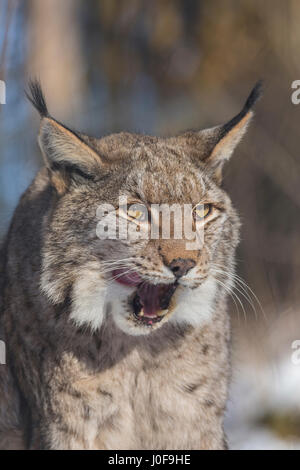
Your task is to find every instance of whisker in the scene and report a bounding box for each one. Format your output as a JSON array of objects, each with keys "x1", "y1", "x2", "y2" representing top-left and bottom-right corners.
[
  {"x1": 214, "y1": 277, "x2": 247, "y2": 322},
  {"x1": 210, "y1": 262, "x2": 266, "y2": 320},
  {"x1": 105, "y1": 267, "x2": 138, "y2": 283},
  {"x1": 100, "y1": 263, "x2": 136, "y2": 274},
  {"x1": 214, "y1": 279, "x2": 241, "y2": 322},
  {"x1": 211, "y1": 268, "x2": 257, "y2": 320},
  {"x1": 100, "y1": 257, "x2": 137, "y2": 267}
]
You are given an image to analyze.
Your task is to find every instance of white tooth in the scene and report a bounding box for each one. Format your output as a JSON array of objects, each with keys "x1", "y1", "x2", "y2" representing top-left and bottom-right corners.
[
  {"x1": 158, "y1": 309, "x2": 168, "y2": 317},
  {"x1": 139, "y1": 309, "x2": 144, "y2": 317}
]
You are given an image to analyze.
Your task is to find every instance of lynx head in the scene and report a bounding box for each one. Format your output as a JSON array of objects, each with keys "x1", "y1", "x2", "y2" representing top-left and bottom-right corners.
[{"x1": 27, "y1": 80, "x2": 261, "y2": 336}]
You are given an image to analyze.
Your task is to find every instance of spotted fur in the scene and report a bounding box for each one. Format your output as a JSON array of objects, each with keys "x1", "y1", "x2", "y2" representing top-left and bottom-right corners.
[{"x1": 0, "y1": 81, "x2": 261, "y2": 449}]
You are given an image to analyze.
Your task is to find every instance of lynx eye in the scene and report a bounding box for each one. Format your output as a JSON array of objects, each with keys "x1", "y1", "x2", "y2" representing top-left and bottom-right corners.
[
  {"x1": 193, "y1": 203, "x2": 212, "y2": 221},
  {"x1": 127, "y1": 204, "x2": 148, "y2": 221}
]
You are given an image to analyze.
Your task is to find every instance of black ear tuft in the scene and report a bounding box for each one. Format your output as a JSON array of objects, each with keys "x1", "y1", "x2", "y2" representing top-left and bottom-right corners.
[
  {"x1": 26, "y1": 79, "x2": 49, "y2": 117},
  {"x1": 221, "y1": 80, "x2": 263, "y2": 138},
  {"x1": 243, "y1": 79, "x2": 263, "y2": 112}
]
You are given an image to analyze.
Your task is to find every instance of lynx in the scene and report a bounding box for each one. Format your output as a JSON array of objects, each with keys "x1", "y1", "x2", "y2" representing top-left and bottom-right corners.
[{"x1": 0, "y1": 81, "x2": 261, "y2": 449}]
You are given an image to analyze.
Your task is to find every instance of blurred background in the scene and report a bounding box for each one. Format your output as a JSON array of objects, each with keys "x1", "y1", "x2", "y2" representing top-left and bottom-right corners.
[{"x1": 1, "y1": 0, "x2": 300, "y2": 449}]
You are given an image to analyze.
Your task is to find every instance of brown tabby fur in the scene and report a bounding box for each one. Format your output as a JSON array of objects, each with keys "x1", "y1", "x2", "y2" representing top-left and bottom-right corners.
[{"x1": 0, "y1": 81, "x2": 261, "y2": 449}]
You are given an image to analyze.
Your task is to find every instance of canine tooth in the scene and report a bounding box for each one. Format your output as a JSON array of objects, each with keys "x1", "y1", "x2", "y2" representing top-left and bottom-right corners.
[
  {"x1": 139, "y1": 309, "x2": 144, "y2": 317},
  {"x1": 158, "y1": 309, "x2": 168, "y2": 317}
]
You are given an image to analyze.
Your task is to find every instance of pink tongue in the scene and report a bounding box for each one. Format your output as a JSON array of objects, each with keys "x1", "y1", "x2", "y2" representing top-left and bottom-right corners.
[
  {"x1": 112, "y1": 269, "x2": 142, "y2": 286},
  {"x1": 112, "y1": 269, "x2": 173, "y2": 318}
]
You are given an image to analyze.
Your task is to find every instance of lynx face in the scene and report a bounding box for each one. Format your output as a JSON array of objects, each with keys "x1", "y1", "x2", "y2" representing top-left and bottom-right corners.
[
  {"x1": 28, "y1": 81, "x2": 260, "y2": 336},
  {"x1": 75, "y1": 147, "x2": 239, "y2": 336}
]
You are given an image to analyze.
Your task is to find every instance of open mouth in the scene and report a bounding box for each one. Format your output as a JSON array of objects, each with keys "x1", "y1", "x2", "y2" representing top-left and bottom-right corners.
[{"x1": 112, "y1": 269, "x2": 178, "y2": 326}]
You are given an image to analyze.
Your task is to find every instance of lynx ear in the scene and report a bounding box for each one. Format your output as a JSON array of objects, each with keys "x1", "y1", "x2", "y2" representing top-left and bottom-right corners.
[
  {"x1": 26, "y1": 80, "x2": 105, "y2": 193},
  {"x1": 177, "y1": 82, "x2": 262, "y2": 183},
  {"x1": 203, "y1": 81, "x2": 262, "y2": 182}
]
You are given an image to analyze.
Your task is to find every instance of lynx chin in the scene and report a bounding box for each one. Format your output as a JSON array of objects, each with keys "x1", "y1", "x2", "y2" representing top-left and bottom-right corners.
[{"x1": 0, "y1": 80, "x2": 261, "y2": 450}]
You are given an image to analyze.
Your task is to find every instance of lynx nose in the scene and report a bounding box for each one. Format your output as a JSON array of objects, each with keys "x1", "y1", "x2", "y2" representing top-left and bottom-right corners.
[{"x1": 169, "y1": 258, "x2": 196, "y2": 278}]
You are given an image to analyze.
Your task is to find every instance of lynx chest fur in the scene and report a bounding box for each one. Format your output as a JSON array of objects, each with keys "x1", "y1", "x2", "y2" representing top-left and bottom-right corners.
[
  {"x1": 0, "y1": 81, "x2": 261, "y2": 450},
  {"x1": 42, "y1": 312, "x2": 229, "y2": 450}
]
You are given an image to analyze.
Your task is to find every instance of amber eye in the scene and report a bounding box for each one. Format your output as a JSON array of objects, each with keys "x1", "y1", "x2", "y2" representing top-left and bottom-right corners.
[
  {"x1": 193, "y1": 203, "x2": 212, "y2": 221},
  {"x1": 127, "y1": 204, "x2": 148, "y2": 221}
]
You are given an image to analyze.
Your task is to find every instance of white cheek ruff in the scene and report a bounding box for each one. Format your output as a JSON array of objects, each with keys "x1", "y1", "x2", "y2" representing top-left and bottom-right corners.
[
  {"x1": 70, "y1": 264, "x2": 108, "y2": 331},
  {"x1": 68, "y1": 264, "x2": 217, "y2": 334},
  {"x1": 171, "y1": 277, "x2": 217, "y2": 327},
  {"x1": 107, "y1": 283, "x2": 147, "y2": 336}
]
